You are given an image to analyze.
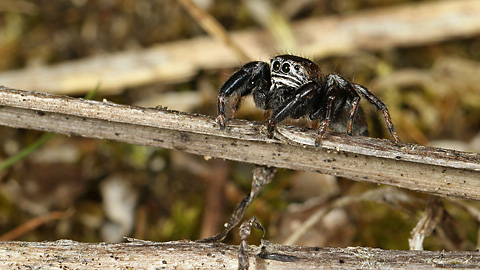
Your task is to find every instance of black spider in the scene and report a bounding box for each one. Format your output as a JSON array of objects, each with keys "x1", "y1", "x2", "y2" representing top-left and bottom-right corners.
[{"x1": 216, "y1": 54, "x2": 400, "y2": 145}]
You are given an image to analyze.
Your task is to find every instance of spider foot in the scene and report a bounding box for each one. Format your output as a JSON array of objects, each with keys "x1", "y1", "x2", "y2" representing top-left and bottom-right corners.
[
  {"x1": 314, "y1": 121, "x2": 329, "y2": 146},
  {"x1": 266, "y1": 119, "x2": 275, "y2": 139},
  {"x1": 389, "y1": 129, "x2": 402, "y2": 145},
  {"x1": 216, "y1": 114, "x2": 226, "y2": 130},
  {"x1": 314, "y1": 134, "x2": 325, "y2": 147}
]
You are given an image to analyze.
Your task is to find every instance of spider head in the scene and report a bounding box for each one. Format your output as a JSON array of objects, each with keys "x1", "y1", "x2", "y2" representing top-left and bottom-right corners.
[{"x1": 270, "y1": 55, "x2": 321, "y2": 88}]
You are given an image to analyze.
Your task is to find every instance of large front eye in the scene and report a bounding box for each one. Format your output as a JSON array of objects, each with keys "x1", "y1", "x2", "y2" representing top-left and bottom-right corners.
[
  {"x1": 272, "y1": 61, "x2": 280, "y2": 71},
  {"x1": 281, "y1": 63, "x2": 290, "y2": 73}
]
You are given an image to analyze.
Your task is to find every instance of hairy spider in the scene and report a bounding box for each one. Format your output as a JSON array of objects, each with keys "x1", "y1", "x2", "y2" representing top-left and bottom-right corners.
[{"x1": 216, "y1": 54, "x2": 400, "y2": 145}]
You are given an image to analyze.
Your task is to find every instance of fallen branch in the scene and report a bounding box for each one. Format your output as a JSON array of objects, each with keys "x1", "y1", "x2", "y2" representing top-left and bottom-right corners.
[
  {"x1": 0, "y1": 239, "x2": 479, "y2": 269},
  {"x1": 1, "y1": 0, "x2": 480, "y2": 94},
  {"x1": 0, "y1": 86, "x2": 479, "y2": 201}
]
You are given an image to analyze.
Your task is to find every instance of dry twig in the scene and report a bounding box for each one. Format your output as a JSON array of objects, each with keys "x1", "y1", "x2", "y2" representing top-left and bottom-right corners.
[
  {"x1": 409, "y1": 197, "x2": 445, "y2": 250},
  {"x1": 1, "y1": 239, "x2": 480, "y2": 269},
  {"x1": 0, "y1": 86, "x2": 479, "y2": 201},
  {"x1": 200, "y1": 166, "x2": 276, "y2": 243}
]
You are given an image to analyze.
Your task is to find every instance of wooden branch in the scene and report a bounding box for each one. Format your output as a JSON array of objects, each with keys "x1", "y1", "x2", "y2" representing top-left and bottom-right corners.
[
  {"x1": 0, "y1": 86, "x2": 479, "y2": 200},
  {"x1": 1, "y1": 239, "x2": 480, "y2": 269},
  {"x1": 0, "y1": 0, "x2": 479, "y2": 94}
]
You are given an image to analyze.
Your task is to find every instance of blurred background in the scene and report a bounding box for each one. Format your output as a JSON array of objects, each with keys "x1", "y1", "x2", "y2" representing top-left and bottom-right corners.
[{"x1": 0, "y1": 0, "x2": 480, "y2": 250}]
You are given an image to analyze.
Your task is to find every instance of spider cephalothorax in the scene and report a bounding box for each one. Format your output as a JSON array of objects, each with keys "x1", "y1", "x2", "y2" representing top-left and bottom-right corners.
[{"x1": 216, "y1": 54, "x2": 400, "y2": 145}]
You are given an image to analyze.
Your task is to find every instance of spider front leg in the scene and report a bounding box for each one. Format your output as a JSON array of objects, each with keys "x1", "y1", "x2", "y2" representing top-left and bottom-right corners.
[
  {"x1": 264, "y1": 110, "x2": 275, "y2": 139},
  {"x1": 217, "y1": 61, "x2": 270, "y2": 129},
  {"x1": 231, "y1": 95, "x2": 243, "y2": 119}
]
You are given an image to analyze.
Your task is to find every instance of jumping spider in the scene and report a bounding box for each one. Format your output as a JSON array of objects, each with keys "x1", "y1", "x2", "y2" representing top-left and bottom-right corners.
[{"x1": 216, "y1": 54, "x2": 400, "y2": 145}]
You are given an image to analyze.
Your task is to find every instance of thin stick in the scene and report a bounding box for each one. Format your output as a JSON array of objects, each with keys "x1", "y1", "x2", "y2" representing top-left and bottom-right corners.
[
  {"x1": 0, "y1": 86, "x2": 479, "y2": 201},
  {"x1": 0, "y1": 210, "x2": 73, "y2": 241},
  {"x1": 177, "y1": 0, "x2": 251, "y2": 62},
  {"x1": 200, "y1": 166, "x2": 276, "y2": 242},
  {"x1": 409, "y1": 196, "x2": 444, "y2": 250}
]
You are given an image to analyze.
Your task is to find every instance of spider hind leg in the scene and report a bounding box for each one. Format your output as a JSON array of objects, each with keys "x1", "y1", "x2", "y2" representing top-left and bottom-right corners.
[
  {"x1": 352, "y1": 84, "x2": 401, "y2": 143},
  {"x1": 311, "y1": 74, "x2": 371, "y2": 145}
]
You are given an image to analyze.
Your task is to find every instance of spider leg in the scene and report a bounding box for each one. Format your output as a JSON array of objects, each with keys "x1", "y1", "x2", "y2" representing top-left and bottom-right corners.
[
  {"x1": 352, "y1": 83, "x2": 401, "y2": 143},
  {"x1": 268, "y1": 81, "x2": 319, "y2": 138},
  {"x1": 319, "y1": 74, "x2": 364, "y2": 137},
  {"x1": 263, "y1": 110, "x2": 274, "y2": 138},
  {"x1": 217, "y1": 61, "x2": 270, "y2": 129},
  {"x1": 310, "y1": 74, "x2": 364, "y2": 145},
  {"x1": 263, "y1": 110, "x2": 271, "y2": 121},
  {"x1": 347, "y1": 96, "x2": 361, "y2": 136},
  {"x1": 231, "y1": 95, "x2": 242, "y2": 119},
  {"x1": 315, "y1": 93, "x2": 337, "y2": 146}
]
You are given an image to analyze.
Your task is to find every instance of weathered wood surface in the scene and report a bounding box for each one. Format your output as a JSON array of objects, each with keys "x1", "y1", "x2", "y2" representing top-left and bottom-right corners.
[
  {"x1": 0, "y1": 0, "x2": 479, "y2": 94},
  {"x1": 1, "y1": 240, "x2": 479, "y2": 269},
  {"x1": 0, "y1": 86, "x2": 479, "y2": 200}
]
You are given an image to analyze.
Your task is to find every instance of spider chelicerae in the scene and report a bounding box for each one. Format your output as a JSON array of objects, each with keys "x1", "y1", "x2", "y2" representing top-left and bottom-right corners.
[{"x1": 216, "y1": 54, "x2": 401, "y2": 145}]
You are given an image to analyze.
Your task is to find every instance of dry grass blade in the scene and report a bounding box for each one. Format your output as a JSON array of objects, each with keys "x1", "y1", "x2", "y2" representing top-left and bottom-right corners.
[
  {"x1": 177, "y1": 0, "x2": 251, "y2": 62},
  {"x1": 0, "y1": 210, "x2": 73, "y2": 241}
]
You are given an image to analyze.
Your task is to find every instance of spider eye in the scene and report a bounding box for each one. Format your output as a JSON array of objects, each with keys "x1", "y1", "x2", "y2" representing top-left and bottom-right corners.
[
  {"x1": 272, "y1": 61, "x2": 280, "y2": 71},
  {"x1": 281, "y1": 63, "x2": 290, "y2": 73},
  {"x1": 294, "y1": 65, "x2": 300, "y2": 71}
]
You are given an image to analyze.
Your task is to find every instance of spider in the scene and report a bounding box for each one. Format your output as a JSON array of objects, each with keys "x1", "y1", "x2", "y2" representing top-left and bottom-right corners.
[{"x1": 216, "y1": 54, "x2": 401, "y2": 146}]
